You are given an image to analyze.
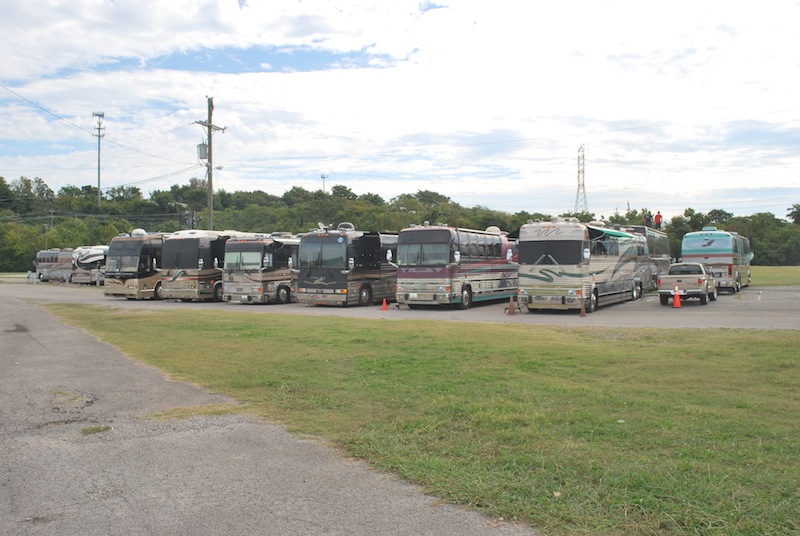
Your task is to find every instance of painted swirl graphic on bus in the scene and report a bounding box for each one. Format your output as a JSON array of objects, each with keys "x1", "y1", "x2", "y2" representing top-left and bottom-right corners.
[{"x1": 521, "y1": 267, "x2": 608, "y2": 283}]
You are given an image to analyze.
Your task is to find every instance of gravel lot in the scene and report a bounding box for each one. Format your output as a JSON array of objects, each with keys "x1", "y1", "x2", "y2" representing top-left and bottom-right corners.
[{"x1": 1, "y1": 280, "x2": 797, "y2": 535}]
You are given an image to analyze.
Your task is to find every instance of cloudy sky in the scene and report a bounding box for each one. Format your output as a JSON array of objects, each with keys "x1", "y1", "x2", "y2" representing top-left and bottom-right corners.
[{"x1": 1, "y1": 0, "x2": 799, "y2": 222}]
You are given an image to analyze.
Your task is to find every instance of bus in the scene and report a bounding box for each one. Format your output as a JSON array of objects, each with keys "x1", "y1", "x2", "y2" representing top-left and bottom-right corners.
[
  {"x1": 71, "y1": 245, "x2": 108, "y2": 285},
  {"x1": 160, "y1": 229, "x2": 244, "y2": 302},
  {"x1": 394, "y1": 223, "x2": 518, "y2": 309},
  {"x1": 296, "y1": 222, "x2": 397, "y2": 306},
  {"x1": 517, "y1": 218, "x2": 642, "y2": 313},
  {"x1": 34, "y1": 248, "x2": 74, "y2": 282},
  {"x1": 623, "y1": 225, "x2": 671, "y2": 291},
  {"x1": 104, "y1": 229, "x2": 168, "y2": 300},
  {"x1": 222, "y1": 233, "x2": 301, "y2": 304},
  {"x1": 680, "y1": 226, "x2": 753, "y2": 293}
]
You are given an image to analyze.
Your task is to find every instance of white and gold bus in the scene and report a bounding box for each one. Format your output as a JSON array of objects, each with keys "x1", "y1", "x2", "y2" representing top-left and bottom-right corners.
[
  {"x1": 160, "y1": 229, "x2": 245, "y2": 302},
  {"x1": 71, "y1": 245, "x2": 108, "y2": 285},
  {"x1": 104, "y1": 230, "x2": 168, "y2": 300},
  {"x1": 394, "y1": 223, "x2": 518, "y2": 309},
  {"x1": 222, "y1": 233, "x2": 300, "y2": 304},
  {"x1": 34, "y1": 248, "x2": 74, "y2": 282},
  {"x1": 517, "y1": 218, "x2": 642, "y2": 313}
]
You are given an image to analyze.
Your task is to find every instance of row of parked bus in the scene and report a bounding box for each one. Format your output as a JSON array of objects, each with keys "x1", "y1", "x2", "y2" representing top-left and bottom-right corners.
[
  {"x1": 34, "y1": 245, "x2": 109, "y2": 284},
  {"x1": 34, "y1": 219, "x2": 752, "y2": 313}
]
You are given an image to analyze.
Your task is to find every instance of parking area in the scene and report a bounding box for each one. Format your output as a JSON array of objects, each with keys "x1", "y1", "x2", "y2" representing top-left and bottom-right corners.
[{"x1": 1, "y1": 281, "x2": 798, "y2": 330}]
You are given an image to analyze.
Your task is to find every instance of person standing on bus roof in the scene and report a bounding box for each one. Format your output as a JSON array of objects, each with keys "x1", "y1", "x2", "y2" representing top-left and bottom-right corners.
[
  {"x1": 644, "y1": 211, "x2": 653, "y2": 228},
  {"x1": 654, "y1": 211, "x2": 663, "y2": 229}
]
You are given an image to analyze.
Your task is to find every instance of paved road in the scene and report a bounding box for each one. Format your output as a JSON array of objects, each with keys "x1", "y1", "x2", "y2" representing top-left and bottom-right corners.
[
  {"x1": 0, "y1": 283, "x2": 536, "y2": 536},
  {"x1": 2, "y1": 279, "x2": 799, "y2": 330}
]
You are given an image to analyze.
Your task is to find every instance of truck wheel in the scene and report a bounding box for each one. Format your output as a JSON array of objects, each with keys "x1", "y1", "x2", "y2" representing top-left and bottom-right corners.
[
  {"x1": 700, "y1": 292, "x2": 708, "y2": 305},
  {"x1": 660, "y1": 295, "x2": 669, "y2": 306}
]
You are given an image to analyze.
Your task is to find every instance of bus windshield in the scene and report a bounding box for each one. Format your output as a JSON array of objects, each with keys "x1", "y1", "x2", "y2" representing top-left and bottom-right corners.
[
  {"x1": 224, "y1": 250, "x2": 263, "y2": 271},
  {"x1": 107, "y1": 241, "x2": 143, "y2": 273},
  {"x1": 299, "y1": 237, "x2": 347, "y2": 269},
  {"x1": 519, "y1": 240, "x2": 584, "y2": 265},
  {"x1": 683, "y1": 236, "x2": 732, "y2": 250},
  {"x1": 398, "y1": 243, "x2": 450, "y2": 266},
  {"x1": 163, "y1": 239, "x2": 202, "y2": 269}
]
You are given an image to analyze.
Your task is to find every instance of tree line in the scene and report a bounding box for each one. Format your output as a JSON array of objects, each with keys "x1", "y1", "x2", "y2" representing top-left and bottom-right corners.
[{"x1": 2, "y1": 175, "x2": 799, "y2": 272}]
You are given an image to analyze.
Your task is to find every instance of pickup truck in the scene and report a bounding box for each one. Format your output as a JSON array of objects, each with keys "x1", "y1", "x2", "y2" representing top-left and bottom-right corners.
[{"x1": 657, "y1": 262, "x2": 718, "y2": 306}]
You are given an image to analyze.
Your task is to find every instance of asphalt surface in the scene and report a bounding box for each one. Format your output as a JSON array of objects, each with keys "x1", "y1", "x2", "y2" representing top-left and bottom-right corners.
[
  {"x1": 0, "y1": 281, "x2": 536, "y2": 536},
  {"x1": 1, "y1": 279, "x2": 798, "y2": 536}
]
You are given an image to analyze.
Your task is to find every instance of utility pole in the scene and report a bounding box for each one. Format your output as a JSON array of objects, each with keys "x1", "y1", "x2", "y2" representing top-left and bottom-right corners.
[
  {"x1": 574, "y1": 144, "x2": 588, "y2": 215},
  {"x1": 194, "y1": 97, "x2": 225, "y2": 230},
  {"x1": 93, "y1": 112, "x2": 105, "y2": 208}
]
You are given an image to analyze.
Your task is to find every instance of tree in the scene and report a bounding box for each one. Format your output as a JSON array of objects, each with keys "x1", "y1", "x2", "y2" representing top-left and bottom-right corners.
[
  {"x1": 707, "y1": 209, "x2": 733, "y2": 225},
  {"x1": 788, "y1": 204, "x2": 800, "y2": 224}
]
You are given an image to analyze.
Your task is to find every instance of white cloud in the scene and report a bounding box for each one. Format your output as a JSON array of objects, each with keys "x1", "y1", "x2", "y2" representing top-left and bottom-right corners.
[{"x1": 1, "y1": 0, "x2": 799, "y2": 223}]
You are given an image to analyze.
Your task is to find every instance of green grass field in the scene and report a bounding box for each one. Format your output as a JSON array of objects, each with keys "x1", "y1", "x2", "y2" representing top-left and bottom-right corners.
[
  {"x1": 749, "y1": 265, "x2": 800, "y2": 286},
  {"x1": 48, "y1": 305, "x2": 800, "y2": 536}
]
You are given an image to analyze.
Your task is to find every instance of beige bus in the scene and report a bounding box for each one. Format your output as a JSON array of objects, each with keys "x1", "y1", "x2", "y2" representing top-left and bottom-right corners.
[
  {"x1": 517, "y1": 218, "x2": 642, "y2": 313},
  {"x1": 222, "y1": 233, "x2": 300, "y2": 304}
]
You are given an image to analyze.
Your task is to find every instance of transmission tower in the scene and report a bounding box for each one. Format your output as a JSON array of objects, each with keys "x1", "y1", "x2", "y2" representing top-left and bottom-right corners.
[{"x1": 574, "y1": 144, "x2": 588, "y2": 214}]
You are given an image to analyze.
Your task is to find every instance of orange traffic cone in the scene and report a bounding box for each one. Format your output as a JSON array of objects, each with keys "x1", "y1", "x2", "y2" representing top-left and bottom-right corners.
[
  {"x1": 506, "y1": 295, "x2": 516, "y2": 315},
  {"x1": 673, "y1": 285, "x2": 681, "y2": 308},
  {"x1": 381, "y1": 298, "x2": 388, "y2": 311}
]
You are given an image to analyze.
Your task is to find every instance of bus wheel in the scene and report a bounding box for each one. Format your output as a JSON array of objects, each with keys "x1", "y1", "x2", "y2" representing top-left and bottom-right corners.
[
  {"x1": 153, "y1": 282, "x2": 164, "y2": 300},
  {"x1": 631, "y1": 283, "x2": 640, "y2": 301},
  {"x1": 358, "y1": 285, "x2": 373, "y2": 306},
  {"x1": 457, "y1": 287, "x2": 472, "y2": 310},
  {"x1": 709, "y1": 287, "x2": 718, "y2": 301},
  {"x1": 276, "y1": 285, "x2": 291, "y2": 304},
  {"x1": 213, "y1": 284, "x2": 224, "y2": 302},
  {"x1": 587, "y1": 290, "x2": 598, "y2": 313}
]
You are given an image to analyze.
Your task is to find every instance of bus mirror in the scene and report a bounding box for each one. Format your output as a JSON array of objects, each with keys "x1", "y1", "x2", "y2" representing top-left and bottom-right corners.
[
  {"x1": 287, "y1": 257, "x2": 293, "y2": 270},
  {"x1": 583, "y1": 248, "x2": 591, "y2": 261},
  {"x1": 349, "y1": 258, "x2": 355, "y2": 270},
  {"x1": 506, "y1": 248, "x2": 513, "y2": 261},
  {"x1": 263, "y1": 254, "x2": 271, "y2": 269},
  {"x1": 386, "y1": 249, "x2": 392, "y2": 262},
  {"x1": 214, "y1": 258, "x2": 219, "y2": 268},
  {"x1": 454, "y1": 251, "x2": 461, "y2": 263},
  {"x1": 198, "y1": 258, "x2": 204, "y2": 269}
]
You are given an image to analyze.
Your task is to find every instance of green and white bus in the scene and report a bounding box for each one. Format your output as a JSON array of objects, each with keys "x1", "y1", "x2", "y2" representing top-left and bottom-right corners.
[{"x1": 681, "y1": 226, "x2": 753, "y2": 293}]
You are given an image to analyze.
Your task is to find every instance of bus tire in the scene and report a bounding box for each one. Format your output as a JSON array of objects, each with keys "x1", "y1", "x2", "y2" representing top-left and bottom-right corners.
[
  {"x1": 587, "y1": 290, "x2": 598, "y2": 313},
  {"x1": 153, "y1": 282, "x2": 164, "y2": 300},
  {"x1": 632, "y1": 283, "x2": 641, "y2": 301},
  {"x1": 213, "y1": 284, "x2": 224, "y2": 302},
  {"x1": 709, "y1": 287, "x2": 718, "y2": 301},
  {"x1": 276, "y1": 285, "x2": 291, "y2": 304},
  {"x1": 457, "y1": 287, "x2": 472, "y2": 310},
  {"x1": 358, "y1": 285, "x2": 373, "y2": 306}
]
